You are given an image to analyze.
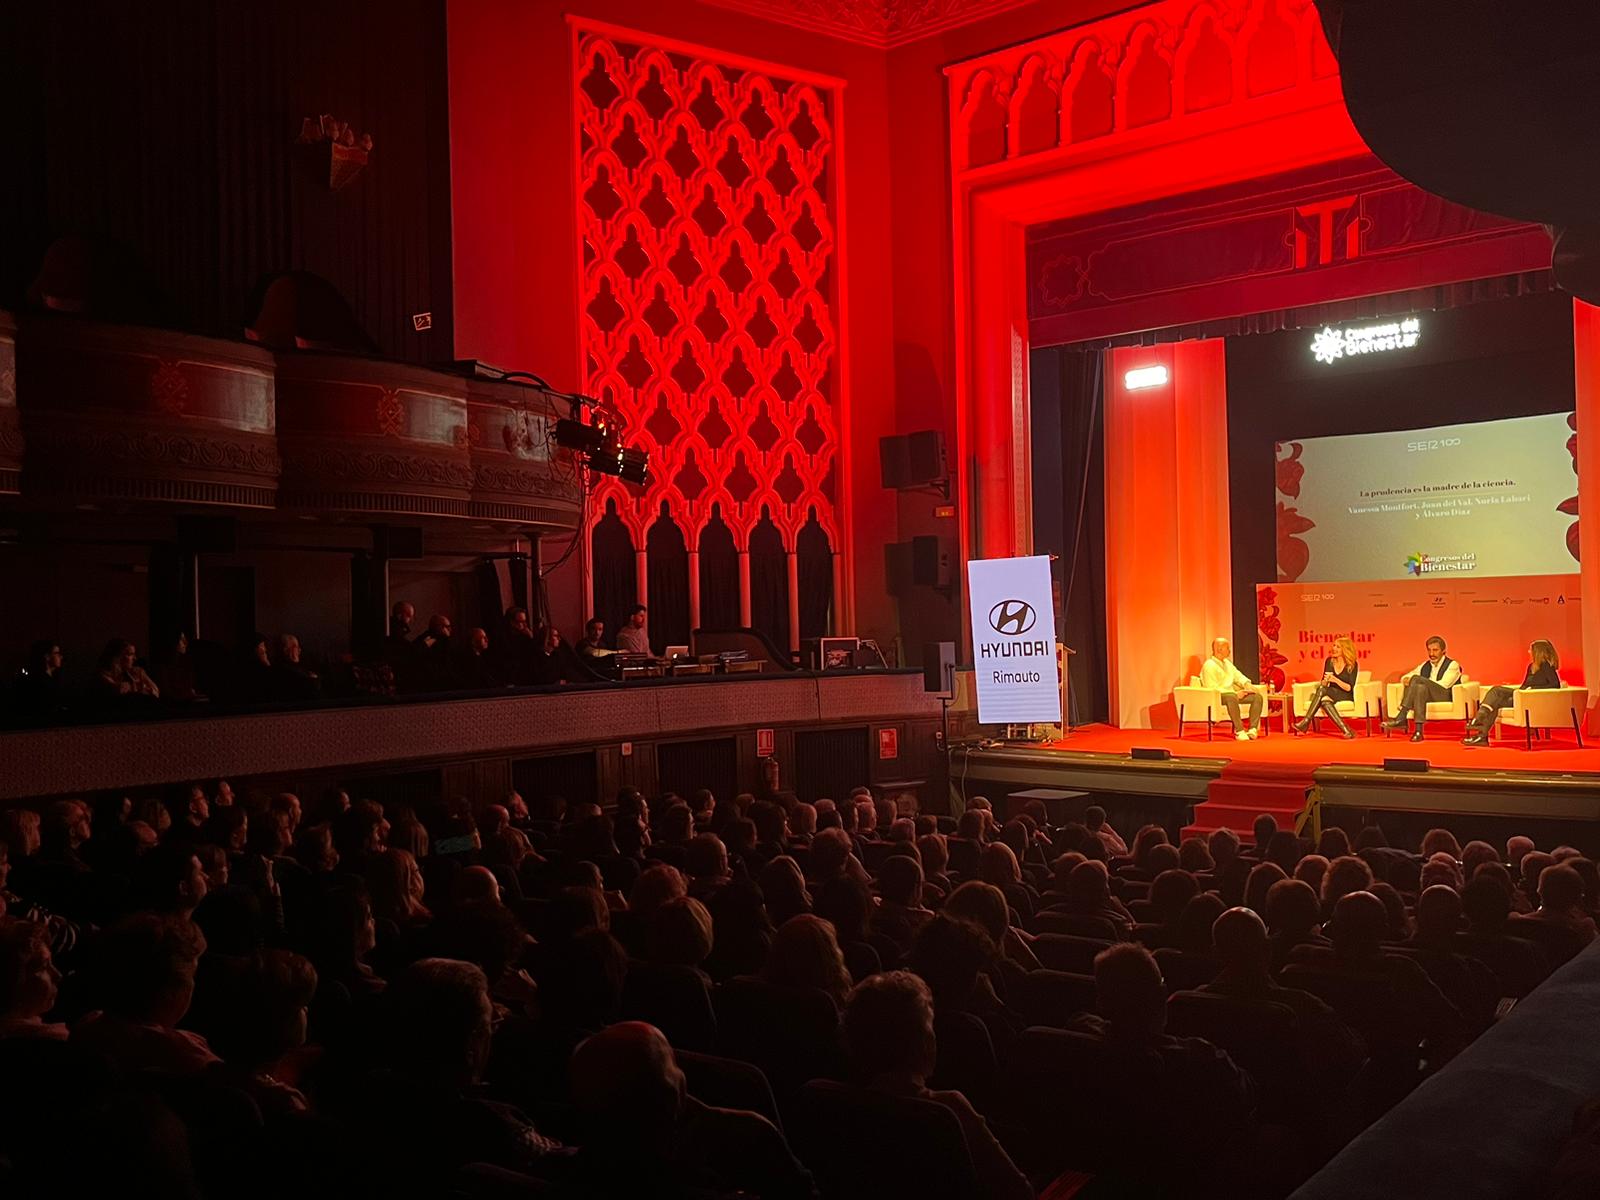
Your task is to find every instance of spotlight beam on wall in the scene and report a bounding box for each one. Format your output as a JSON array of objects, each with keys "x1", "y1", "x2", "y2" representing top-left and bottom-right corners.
[{"x1": 1123, "y1": 365, "x2": 1169, "y2": 390}]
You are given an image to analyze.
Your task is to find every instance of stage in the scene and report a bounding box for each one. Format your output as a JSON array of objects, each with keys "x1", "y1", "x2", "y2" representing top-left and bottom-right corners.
[{"x1": 954, "y1": 722, "x2": 1600, "y2": 855}]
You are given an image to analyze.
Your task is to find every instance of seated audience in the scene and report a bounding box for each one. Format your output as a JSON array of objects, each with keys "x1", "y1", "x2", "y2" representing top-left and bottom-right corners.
[
  {"x1": 73, "y1": 913, "x2": 218, "y2": 1075},
  {"x1": 843, "y1": 971, "x2": 1030, "y2": 1200},
  {"x1": 0, "y1": 917, "x2": 67, "y2": 1040},
  {"x1": 1085, "y1": 805, "x2": 1127, "y2": 856},
  {"x1": 762, "y1": 914, "x2": 853, "y2": 1009}
]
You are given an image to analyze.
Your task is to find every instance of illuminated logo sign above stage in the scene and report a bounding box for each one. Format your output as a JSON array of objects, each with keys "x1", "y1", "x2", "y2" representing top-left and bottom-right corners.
[
  {"x1": 1404, "y1": 551, "x2": 1477, "y2": 576},
  {"x1": 967, "y1": 556, "x2": 1061, "y2": 725},
  {"x1": 1310, "y1": 317, "x2": 1422, "y2": 365}
]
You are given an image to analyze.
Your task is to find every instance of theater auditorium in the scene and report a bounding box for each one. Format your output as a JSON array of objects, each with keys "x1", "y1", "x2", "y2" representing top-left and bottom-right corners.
[{"x1": 3, "y1": 2, "x2": 1600, "y2": 1197}]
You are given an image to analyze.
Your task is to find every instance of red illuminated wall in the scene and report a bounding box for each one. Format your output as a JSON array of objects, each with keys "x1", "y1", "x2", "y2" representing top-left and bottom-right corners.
[{"x1": 573, "y1": 25, "x2": 842, "y2": 648}]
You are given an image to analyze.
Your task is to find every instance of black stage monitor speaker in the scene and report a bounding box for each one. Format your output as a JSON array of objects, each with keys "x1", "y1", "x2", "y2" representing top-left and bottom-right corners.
[
  {"x1": 879, "y1": 436, "x2": 911, "y2": 490},
  {"x1": 1131, "y1": 747, "x2": 1172, "y2": 761},
  {"x1": 906, "y1": 430, "x2": 946, "y2": 485},
  {"x1": 911, "y1": 536, "x2": 952, "y2": 588},
  {"x1": 923, "y1": 642, "x2": 956, "y2": 694},
  {"x1": 374, "y1": 525, "x2": 425, "y2": 560},
  {"x1": 1382, "y1": 758, "x2": 1430, "y2": 773}
]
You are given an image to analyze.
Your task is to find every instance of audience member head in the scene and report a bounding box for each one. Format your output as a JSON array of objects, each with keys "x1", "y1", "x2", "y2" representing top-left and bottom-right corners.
[
  {"x1": 1244, "y1": 861, "x2": 1288, "y2": 917},
  {"x1": 1252, "y1": 813, "x2": 1279, "y2": 849},
  {"x1": 43, "y1": 798, "x2": 92, "y2": 854},
  {"x1": 648, "y1": 895, "x2": 714, "y2": 967},
  {"x1": 1265, "y1": 830, "x2": 1304, "y2": 874},
  {"x1": 1420, "y1": 853, "x2": 1463, "y2": 891},
  {"x1": 810, "y1": 828, "x2": 854, "y2": 881},
  {"x1": 293, "y1": 822, "x2": 338, "y2": 874},
  {"x1": 1084, "y1": 805, "x2": 1108, "y2": 833},
  {"x1": 814, "y1": 875, "x2": 873, "y2": 945},
  {"x1": 133, "y1": 843, "x2": 209, "y2": 913},
  {"x1": 879, "y1": 854, "x2": 925, "y2": 910},
  {"x1": 955, "y1": 810, "x2": 987, "y2": 841},
  {"x1": 1176, "y1": 892, "x2": 1225, "y2": 954},
  {"x1": 1265, "y1": 878, "x2": 1321, "y2": 939},
  {"x1": 1421, "y1": 828, "x2": 1463, "y2": 861},
  {"x1": 1208, "y1": 827, "x2": 1241, "y2": 867},
  {"x1": 1539, "y1": 863, "x2": 1587, "y2": 916},
  {"x1": 1461, "y1": 875, "x2": 1512, "y2": 933},
  {"x1": 978, "y1": 842, "x2": 1022, "y2": 889},
  {"x1": 542, "y1": 930, "x2": 628, "y2": 1032},
  {"x1": 1415, "y1": 884, "x2": 1463, "y2": 942},
  {"x1": 684, "y1": 833, "x2": 730, "y2": 883},
  {"x1": 1521, "y1": 851, "x2": 1556, "y2": 897},
  {"x1": 1354, "y1": 824, "x2": 1389, "y2": 851},
  {"x1": 843, "y1": 971, "x2": 937, "y2": 1086},
  {"x1": 312, "y1": 887, "x2": 377, "y2": 971},
  {"x1": 0, "y1": 917, "x2": 60, "y2": 1023},
  {"x1": 1569, "y1": 858, "x2": 1600, "y2": 912},
  {"x1": 908, "y1": 915, "x2": 993, "y2": 1009},
  {"x1": 1327, "y1": 890, "x2": 1388, "y2": 960},
  {"x1": 1092, "y1": 943, "x2": 1167, "y2": 1040},
  {"x1": 1049, "y1": 851, "x2": 1087, "y2": 893},
  {"x1": 1461, "y1": 841, "x2": 1500, "y2": 882},
  {"x1": 658, "y1": 803, "x2": 694, "y2": 844},
  {"x1": 1178, "y1": 837, "x2": 1214, "y2": 874},
  {"x1": 791, "y1": 803, "x2": 817, "y2": 840},
  {"x1": 1131, "y1": 825, "x2": 1168, "y2": 870},
  {"x1": 1145, "y1": 842, "x2": 1181, "y2": 875},
  {"x1": 453, "y1": 865, "x2": 502, "y2": 907},
  {"x1": 1370, "y1": 882, "x2": 1410, "y2": 941},
  {"x1": 763, "y1": 914, "x2": 852, "y2": 1006},
  {"x1": 943, "y1": 880, "x2": 1011, "y2": 946},
  {"x1": 1315, "y1": 827, "x2": 1352, "y2": 859},
  {"x1": 366, "y1": 848, "x2": 430, "y2": 924},
  {"x1": 93, "y1": 914, "x2": 206, "y2": 1027},
  {"x1": 916, "y1": 833, "x2": 949, "y2": 878},
  {"x1": 629, "y1": 864, "x2": 687, "y2": 923},
  {"x1": 545, "y1": 886, "x2": 609, "y2": 943},
  {"x1": 749, "y1": 800, "x2": 787, "y2": 846},
  {"x1": 0, "y1": 808, "x2": 42, "y2": 859},
  {"x1": 385, "y1": 958, "x2": 495, "y2": 1090},
  {"x1": 1472, "y1": 859, "x2": 1516, "y2": 897},
  {"x1": 1322, "y1": 854, "x2": 1375, "y2": 911},
  {"x1": 209, "y1": 949, "x2": 317, "y2": 1070},
  {"x1": 1293, "y1": 854, "x2": 1329, "y2": 894},
  {"x1": 758, "y1": 856, "x2": 811, "y2": 926},
  {"x1": 1211, "y1": 906, "x2": 1271, "y2": 977},
  {"x1": 1149, "y1": 869, "x2": 1200, "y2": 926},
  {"x1": 569, "y1": 1022, "x2": 685, "y2": 1149},
  {"x1": 1506, "y1": 835, "x2": 1536, "y2": 867}
]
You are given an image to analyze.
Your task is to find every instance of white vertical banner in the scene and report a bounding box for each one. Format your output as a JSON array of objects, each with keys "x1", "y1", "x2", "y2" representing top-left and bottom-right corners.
[{"x1": 966, "y1": 555, "x2": 1061, "y2": 725}]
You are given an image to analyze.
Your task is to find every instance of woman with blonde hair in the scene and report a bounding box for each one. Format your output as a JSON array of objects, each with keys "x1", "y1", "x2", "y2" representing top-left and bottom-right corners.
[
  {"x1": 1462, "y1": 639, "x2": 1562, "y2": 747},
  {"x1": 761, "y1": 913, "x2": 853, "y2": 1007},
  {"x1": 1294, "y1": 634, "x2": 1359, "y2": 738}
]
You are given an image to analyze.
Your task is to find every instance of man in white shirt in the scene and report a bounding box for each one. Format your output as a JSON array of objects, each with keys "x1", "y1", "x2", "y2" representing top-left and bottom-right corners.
[
  {"x1": 616, "y1": 604, "x2": 653, "y2": 656},
  {"x1": 1200, "y1": 637, "x2": 1265, "y2": 740},
  {"x1": 1383, "y1": 635, "x2": 1461, "y2": 742}
]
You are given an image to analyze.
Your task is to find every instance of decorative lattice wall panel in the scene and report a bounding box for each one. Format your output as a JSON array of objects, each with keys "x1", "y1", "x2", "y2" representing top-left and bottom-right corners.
[{"x1": 573, "y1": 25, "x2": 843, "y2": 592}]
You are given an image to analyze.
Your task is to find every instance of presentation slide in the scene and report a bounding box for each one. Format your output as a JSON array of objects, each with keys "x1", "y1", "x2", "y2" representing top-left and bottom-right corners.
[{"x1": 1275, "y1": 412, "x2": 1577, "y2": 583}]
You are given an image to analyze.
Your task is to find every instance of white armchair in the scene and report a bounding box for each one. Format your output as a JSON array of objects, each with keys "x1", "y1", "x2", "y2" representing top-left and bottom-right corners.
[
  {"x1": 1384, "y1": 675, "x2": 1482, "y2": 733},
  {"x1": 1173, "y1": 677, "x2": 1227, "y2": 740},
  {"x1": 1495, "y1": 685, "x2": 1588, "y2": 749},
  {"x1": 1291, "y1": 671, "x2": 1383, "y2": 734}
]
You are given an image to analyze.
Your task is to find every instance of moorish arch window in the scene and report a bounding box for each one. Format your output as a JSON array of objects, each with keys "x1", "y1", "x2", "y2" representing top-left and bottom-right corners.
[
  {"x1": 590, "y1": 498, "x2": 637, "y2": 637},
  {"x1": 645, "y1": 502, "x2": 690, "y2": 653},
  {"x1": 574, "y1": 24, "x2": 844, "y2": 653}
]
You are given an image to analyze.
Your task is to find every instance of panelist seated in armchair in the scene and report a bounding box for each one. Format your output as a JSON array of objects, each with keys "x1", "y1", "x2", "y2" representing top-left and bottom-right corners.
[
  {"x1": 1462, "y1": 639, "x2": 1562, "y2": 747},
  {"x1": 1294, "y1": 635, "x2": 1360, "y2": 739},
  {"x1": 1199, "y1": 637, "x2": 1265, "y2": 741},
  {"x1": 1383, "y1": 635, "x2": 1462, "y2": 743}
]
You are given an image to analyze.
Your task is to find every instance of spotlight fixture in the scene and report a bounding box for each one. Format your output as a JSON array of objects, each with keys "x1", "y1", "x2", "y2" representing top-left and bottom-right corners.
[
  {"x1": 1123, "y1": 365, "x2": 1169, "y2": 390},
  {"x1": 587, "y1": 440, "x2": 652, "y2": 486},
  {"x1": 553, "y1": 416, "x2": 608, "y2": 452}
]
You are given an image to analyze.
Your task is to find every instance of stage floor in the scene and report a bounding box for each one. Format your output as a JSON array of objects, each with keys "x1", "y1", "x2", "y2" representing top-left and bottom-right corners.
[{"x1": 1044, "y1": 723, "x2": 1600, "y2": 775}]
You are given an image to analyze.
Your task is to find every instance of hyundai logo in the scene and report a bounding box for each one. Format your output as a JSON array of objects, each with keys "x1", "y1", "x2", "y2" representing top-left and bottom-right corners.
[{"x1": 988, "y1": 599, "x2": 1036, "y2": 636}]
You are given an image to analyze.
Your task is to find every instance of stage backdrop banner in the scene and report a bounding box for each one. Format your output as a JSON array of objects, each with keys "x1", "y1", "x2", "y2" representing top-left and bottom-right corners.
[
  {"x1": 1258, "y1": 574, "x2": 1584, "y2": 692},
  {"x1": 967, "y1": 555, "x2": 1062, "y2": 725}
]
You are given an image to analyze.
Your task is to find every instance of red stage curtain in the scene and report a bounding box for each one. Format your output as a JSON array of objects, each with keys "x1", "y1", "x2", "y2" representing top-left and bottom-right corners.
[
  {"x1": 1104, "y1": 339, "x2": 1234, "y2": 728},
  {"x1": 1574, "y1": 301, "x2": 1600, "y2": 728}
]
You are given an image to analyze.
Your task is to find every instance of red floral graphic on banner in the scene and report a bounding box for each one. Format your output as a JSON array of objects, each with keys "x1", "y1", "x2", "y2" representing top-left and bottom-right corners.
[
  {"x1": 1276, "y1": 503, "x2": 1315, "y2": 582},
  {"x1": 1274, "y1": 441, "x2": 1304, "y2": 499},
  {"x1": 1256, "y1": 585, "x2": 1287, "y2": 689},
  {"x1": 1562, "y1": 413, "x2": 1579, "y2": 563}
]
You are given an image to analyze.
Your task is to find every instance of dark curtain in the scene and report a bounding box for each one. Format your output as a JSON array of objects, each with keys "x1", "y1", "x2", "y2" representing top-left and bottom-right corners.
[
  {"x1": 698, "y1": 507, "x2": 740, "y2": 631},
  {"x1": 1030, "y1": 347, "x2": 1109, "y2": 725},
  {"x1": 749, "y1": 513, "x2": 790, "y2": 655},
  {"x1": 0, "y1": 0, "x2": 453, "y2": 361},
  {"x1": 796, "y1": 511, "x2": 833, "y2": 641},
  {"x1": 591, "y1": 502, "x2": 636, "y2": 648},
  {"x1": 646, "y1": 508, "x2": 690, "y2": 654}
]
